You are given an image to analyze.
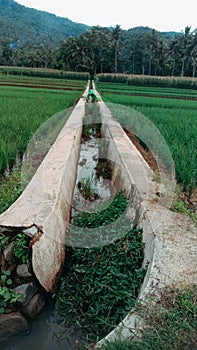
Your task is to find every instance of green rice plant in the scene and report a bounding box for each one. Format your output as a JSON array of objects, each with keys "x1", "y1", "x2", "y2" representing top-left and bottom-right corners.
[
  {"x1": 97, "y1": 82, "x2": 197, "y2": 99},
  {"x1": 0, "y1": 167, "x2": 22, "y2": 214},
  {"x1": 0, "y1": 67, "x2": 89, "y2": 80},
  {"x1": 97, "y1": 73, "x2": 197, "y2": 89},
  {"x1": 78, "y1": 175, "x2": 98, "y2": 201},
  {"x1": 97, "y1": 84, "x2": 197, "y2": 193},
  {"x1": 0, "y1": 81, "x2": 83, "y2": 174}
]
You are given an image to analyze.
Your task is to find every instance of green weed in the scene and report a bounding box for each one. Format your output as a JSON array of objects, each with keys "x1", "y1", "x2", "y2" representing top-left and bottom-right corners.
[
  {"x1": 0, "y1": 270, "x2": 19, "y2": 314},
  {"x1": 99, "y1": 285, "x2": 197, "y2": 350},
  {"x1": 13, "y1": 233, "x2": 30, "y2": 264},
  {"x1": 0, "y1": 286, "x2": 19, "y2": 314},
  {"x1": 0, "y1": 234, "x2": 8, "y2": 254},
  {"x1": 78, "y1": 175, "x2": 98, "y2": 201},
  {"x1": 0, "y1": 167, "x2": 22, "y2": 214},
  {"x1": 54, "y1": 193, "x2": 147, "y2": 342}
]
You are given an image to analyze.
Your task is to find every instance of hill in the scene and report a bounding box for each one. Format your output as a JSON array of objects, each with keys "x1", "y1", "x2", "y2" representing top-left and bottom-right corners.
[{"x1": 0, "y1": 0, "x2": 89, "y2": 46}]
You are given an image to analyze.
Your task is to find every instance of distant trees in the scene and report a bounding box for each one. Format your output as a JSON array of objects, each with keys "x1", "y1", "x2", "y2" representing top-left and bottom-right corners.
[
  {"x1": 57, "y1": 26, "x2": 115, "y2": 74},
  {"x1": 1, "y1": 25, "x2": 197, "y2": 77}
]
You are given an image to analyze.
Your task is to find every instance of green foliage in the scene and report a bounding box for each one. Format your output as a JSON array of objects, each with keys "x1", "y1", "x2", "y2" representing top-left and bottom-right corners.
[
  {"x1": 0, "y1": 0, "x2": 89, "y2": 47},
  {"x1": 0, "y1": 67, "x2": 89, "y2": 80},
  {"x1": 55, "y1": 228, "x2": 146, "y2": 341},
  {"x1": 1, "y1": 270, "x2": 13, "y2": 287},
  {"x1": 97, "y1": 82, "x2": 197, "y2": 98},
  {"x1": 78, "y1": 175, "x2": 98, "y2": 201},
  {"x1": 97, "y1": 83, "x2": 197, "y2": 192},
  {"x1": 67, "y1": 192, "x2": 131, "y2": 248},
  {"x1": 13, "y1": 233, "x2": 30, "y2": 264},
  {"x1": 171, "y1": 186, "x2": 197, "y2": 224},
  {"x1": 97, "y1": 74, "x2": 197, "y2": 89},
  {"x1": 83, "y1": 124, "x2": 92, "y2": 139},
  {"x1": 0, "y1": 3, "x2": 197, "y2": 77},
  {"x1": 97, "y1": 74, "x2": 128, "y2": 84},
  {"x1": 73, "y1": 191, "x2": 129, "y2": 228},
  {"x1": 0, "y1": 167, "x2": 22, "y2": 214},
  {"x1": 99, "y1": 286, "x2": 197, "y2": 350},
  {"x1": 0, "y1": 78, "x2": 82, "y2": 175},
  {"x1": 54, "y1": 192, "x2": 147, "y2": 342},
  {"x1": 99, "y1": 340, "x2": 132, "y2": 350},
  {"x1": 0, "y1": 234, "x2": 8, "y2": 254},
  {"x1": 0, "y1": 270, "x2": 18, "y2": 314},
  {"x1": 0, "y1": 286, "x2": 18, "y2": 314}
]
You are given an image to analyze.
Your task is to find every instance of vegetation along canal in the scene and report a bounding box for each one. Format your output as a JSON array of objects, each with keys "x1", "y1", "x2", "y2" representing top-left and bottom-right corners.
[{"x1": 0, "y1": 100, "x2": 147, "y2": 350}]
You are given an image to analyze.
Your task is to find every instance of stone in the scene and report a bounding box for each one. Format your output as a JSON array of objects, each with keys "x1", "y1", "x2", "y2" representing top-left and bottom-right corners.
[
  {"x1": 14, "y1": 283, "x2": 38, "y2": 306},
  {"x1": 3, "y1": 241, "x2": 15, "y2": 262},
  {"x1": 156, "y1": 183, "x2": 166, "y2": 198},
  {"x1": 4, "y1": 307, "x2": 13, "y2": 314},
  {"x1": 22, "y1": 293, "x2": 45, "y2": 319},
  {"x1": 0, "y1": 312, "x2": 29, "y2": 341},
  {"x1": 16, "y1": 264, "x2": 32, "y2": 278},
  {"x1": 190, "y1": 188, "x2": 197, "y2": 211}
]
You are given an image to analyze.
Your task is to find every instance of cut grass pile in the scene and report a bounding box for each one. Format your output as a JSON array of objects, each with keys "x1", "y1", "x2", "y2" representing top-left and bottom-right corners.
[{"x1": 54, "y1": 192, "x2": 147, "y2": 342}]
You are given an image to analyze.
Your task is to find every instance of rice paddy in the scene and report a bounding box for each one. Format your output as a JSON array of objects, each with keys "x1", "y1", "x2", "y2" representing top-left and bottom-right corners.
[{"x1": 97, "y1": 82, "x2": 197, "y2": 193}]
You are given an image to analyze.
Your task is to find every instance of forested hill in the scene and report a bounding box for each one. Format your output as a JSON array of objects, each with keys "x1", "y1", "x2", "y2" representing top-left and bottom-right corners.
[{"x1": 0, "y1": 0, "x2": 89, "y2": 46}]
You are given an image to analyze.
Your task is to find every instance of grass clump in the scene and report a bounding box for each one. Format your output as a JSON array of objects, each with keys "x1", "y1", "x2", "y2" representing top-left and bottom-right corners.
[
  {"x1": 171, "y1": 185, "x2": 197, "y2": 224},
  {"x1": 99, "y1": 285, "x2": 197, "y2": 350},
  {"x1": 0, "y1": 167, "x2": 22, "y2": 214}
]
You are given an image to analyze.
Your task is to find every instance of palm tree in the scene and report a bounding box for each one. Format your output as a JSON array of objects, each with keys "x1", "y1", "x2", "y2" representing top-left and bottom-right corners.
[
  {"x1": 154, "y1": 39, "x2": 169, "y2": 76},
  {"x1": 168, "y1": 37, "x2": 180, "y2": 76},
  {"x1": 111, "y1": 25, "x2": 123, "y2": 73},
  {"x1": 178, "y1": 26, "x2": 193, "y2": 76},
  {"x1": 189, "y1": 30, "x2": 197, "y2": 77}
]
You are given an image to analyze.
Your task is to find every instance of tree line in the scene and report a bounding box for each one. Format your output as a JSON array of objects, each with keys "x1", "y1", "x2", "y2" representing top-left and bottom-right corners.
[{"x1": 0, "y1": 25, "x2": 197, "y2": 77}]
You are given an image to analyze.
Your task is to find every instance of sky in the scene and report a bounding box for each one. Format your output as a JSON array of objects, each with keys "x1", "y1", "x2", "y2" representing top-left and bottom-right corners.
[{"x1": 16, "y1": 0, "x2": 196, "y2": 33}]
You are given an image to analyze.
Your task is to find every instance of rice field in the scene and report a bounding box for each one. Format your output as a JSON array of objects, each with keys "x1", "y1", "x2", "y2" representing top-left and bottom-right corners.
[
  {"x1": 97, "y1": 82, "x2": 197, "y2": 193},
  {"x1": 0, "y1": 77, "x2": 86, "y2": 174},
  {"x1": 0, "y1": 76, "x2": 196, "y2": 194}
]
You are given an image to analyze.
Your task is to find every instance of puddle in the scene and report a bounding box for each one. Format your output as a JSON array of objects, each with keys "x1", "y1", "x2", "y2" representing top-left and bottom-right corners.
[{"x1": 71, "y1": 136, "x2": 113, "y2": 218}]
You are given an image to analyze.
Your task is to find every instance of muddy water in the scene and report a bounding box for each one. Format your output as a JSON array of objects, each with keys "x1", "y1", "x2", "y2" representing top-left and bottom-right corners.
[
  {"x1": 71, "y1": 130, "x2": 113, "y2": 219},
  {"x1": 0, "y1": 298, "x2": 86, "y2": 350}
]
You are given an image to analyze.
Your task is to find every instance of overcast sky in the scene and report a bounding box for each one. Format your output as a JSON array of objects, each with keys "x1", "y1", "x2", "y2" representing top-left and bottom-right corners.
[{"x1": 16, "y1": 0, "x2": 196, "y2": 32}]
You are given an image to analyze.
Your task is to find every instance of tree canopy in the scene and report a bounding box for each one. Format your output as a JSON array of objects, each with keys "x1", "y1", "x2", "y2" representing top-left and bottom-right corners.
[{"x1": 0, "y1": 0, "x2": 197, "y2": 77}]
